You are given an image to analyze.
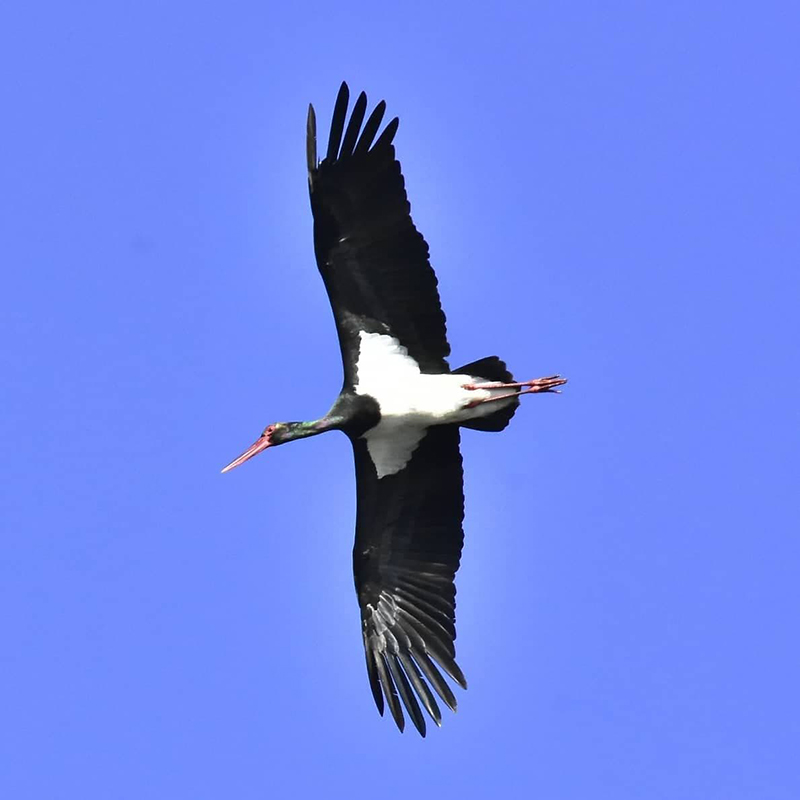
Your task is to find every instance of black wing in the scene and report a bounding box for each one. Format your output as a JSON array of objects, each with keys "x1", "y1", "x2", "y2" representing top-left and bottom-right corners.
[
  {"x1": 352, "y1": 425, "x2": 467, "y2": 736},
  {"x1": 307, "y1": 82, "x2": 451, "y2": 382}
]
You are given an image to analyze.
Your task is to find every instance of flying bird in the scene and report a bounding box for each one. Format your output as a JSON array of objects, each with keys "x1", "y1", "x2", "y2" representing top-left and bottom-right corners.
[{"x1": 223, "y1": 82, "x2": 566, "y2": 736}]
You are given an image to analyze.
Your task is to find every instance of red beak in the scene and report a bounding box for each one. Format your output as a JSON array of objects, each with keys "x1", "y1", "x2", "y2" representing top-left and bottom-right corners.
[{"x1": 221, "y1": 433, "x2": 272, "y2": 473}]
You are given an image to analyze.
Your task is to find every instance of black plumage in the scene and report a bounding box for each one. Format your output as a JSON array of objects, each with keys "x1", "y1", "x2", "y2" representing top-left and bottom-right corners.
[{"x1": 309, "y1": 85, "x2": 468, "y2": 734}]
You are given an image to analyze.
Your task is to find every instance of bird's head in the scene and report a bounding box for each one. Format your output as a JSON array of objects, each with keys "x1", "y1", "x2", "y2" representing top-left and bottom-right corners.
[{"x1": 221, "y1": 420, "x2": 326, "y2": 473}]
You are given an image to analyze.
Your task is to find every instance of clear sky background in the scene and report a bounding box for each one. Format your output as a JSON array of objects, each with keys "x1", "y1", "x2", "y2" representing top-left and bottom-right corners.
[{"x1": 2, "y1": 2, "x2": 799, "y2": 798}]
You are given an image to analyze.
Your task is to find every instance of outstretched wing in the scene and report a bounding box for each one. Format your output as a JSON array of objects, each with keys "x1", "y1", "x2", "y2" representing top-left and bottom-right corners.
[
  {"x1": 351, "y1": 425, "x2": 467, "y2": 736},
  {"x1": 307, "y1": 82, "x2": 451, "y2": 382}
]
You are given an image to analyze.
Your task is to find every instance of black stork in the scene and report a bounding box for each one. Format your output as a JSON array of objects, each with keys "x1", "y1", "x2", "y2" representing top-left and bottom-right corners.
[{"x1": 222, "y1": 83, "x2": 567, "y2": 736}]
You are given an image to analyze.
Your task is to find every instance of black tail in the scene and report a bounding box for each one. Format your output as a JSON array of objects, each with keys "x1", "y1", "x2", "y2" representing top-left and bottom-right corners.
[{"x1": 454, "y1": 356, "x2": 519, "y2": 432}]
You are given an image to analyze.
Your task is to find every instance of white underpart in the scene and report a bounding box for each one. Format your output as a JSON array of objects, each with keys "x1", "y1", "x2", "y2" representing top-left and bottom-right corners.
[{"x1": 354, "y1": 331, "x2": 515, "y2": 478}]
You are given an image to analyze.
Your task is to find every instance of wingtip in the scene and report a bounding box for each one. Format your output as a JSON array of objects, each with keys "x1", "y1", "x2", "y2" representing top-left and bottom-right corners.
[
  {"x1": 306, "y1": 102, "x2": 318, "y2": 175},
  {"x1": 373, "y1": 115, "x2": 400, "y2": 150},
  {"x1": 326, "y1": 82, "x2": 350, "y2": 162},
  {"x1": 451, "y1": 665, "x2": 468, "y2": 691},
  {"x1": 340, "y1": 90, "x2": 368, "y2": 158}
]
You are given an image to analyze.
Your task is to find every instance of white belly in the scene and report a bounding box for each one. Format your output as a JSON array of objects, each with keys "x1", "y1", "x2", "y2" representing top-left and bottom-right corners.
[{"x1": 354, "y1": 331, "x2": 514, "y2": 478}]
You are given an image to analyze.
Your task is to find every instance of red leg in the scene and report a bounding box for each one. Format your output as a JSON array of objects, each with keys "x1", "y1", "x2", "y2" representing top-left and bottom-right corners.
[
  {"x1": 462, "y1": 375, "x2": 567, "y2": 393},
  {"x1": 464, "y1": 375, "x2": 567, "y2": 408}
]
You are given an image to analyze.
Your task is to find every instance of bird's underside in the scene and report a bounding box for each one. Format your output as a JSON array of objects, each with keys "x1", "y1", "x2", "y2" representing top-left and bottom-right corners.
[{"x1": 223, "y1": 82, "x2": 566, "y2": 738}]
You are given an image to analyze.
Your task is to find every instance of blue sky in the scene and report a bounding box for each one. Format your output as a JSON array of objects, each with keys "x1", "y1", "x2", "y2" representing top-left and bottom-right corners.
[{"x1": 2, "y1": 2, "x2": 799, "y2": 798}]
